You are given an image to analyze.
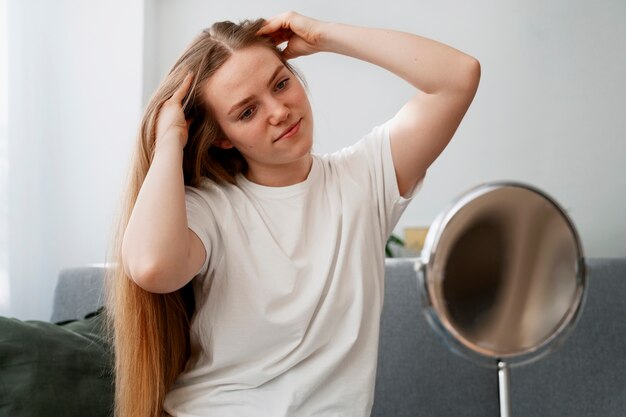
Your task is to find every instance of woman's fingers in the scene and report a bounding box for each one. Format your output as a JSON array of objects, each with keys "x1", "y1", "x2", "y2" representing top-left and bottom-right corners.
[
  {"x1": 281, "y1": 37, "x2": 310, "y2": 60},
  {"x1": 154, "y1": 72, "x2": 195, "y2": 149},
  {"x1": 264, "y1": 27, "x2": 294, "y2": 47},
  {"x1": 258, "y1": 12, "x2": 324, "y2": 59},
  {"x1": 259, "y1": 12, "x2": 320, "y2": 44},
  {"x1": 172, "y1": 72, "x2": 194, "y2": 103},
  {"x1": 256, "y1": 12, "x2": 294, "y2": 37}
]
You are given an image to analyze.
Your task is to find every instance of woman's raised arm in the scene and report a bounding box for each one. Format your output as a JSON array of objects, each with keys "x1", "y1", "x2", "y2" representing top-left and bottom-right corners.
[
  {"x1": 122, "y1": 73, "x2": 206, "y2": 294},
  {"x1": 259, "y1": 12, "x2": 481, "y2": 196}
]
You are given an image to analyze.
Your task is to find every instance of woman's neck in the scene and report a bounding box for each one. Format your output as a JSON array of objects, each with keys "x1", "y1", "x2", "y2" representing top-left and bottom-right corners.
[{"x1": 244, "y1": 154, "x2": 314, "y2": 187}]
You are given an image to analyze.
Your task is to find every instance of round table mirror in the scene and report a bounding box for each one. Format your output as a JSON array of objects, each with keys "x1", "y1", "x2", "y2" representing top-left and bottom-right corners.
[{"x1": 415, "y1": 182, "x2": 586, "y2": 417}]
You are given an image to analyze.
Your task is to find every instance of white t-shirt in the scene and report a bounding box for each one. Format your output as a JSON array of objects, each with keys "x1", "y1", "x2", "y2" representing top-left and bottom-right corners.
[{"x1": 163, "y1": 122, "x2": 419, "y2": 417}]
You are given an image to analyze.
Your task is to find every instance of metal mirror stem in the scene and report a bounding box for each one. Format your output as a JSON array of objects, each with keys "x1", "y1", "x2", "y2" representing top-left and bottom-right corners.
[{"x1": 498, "y1": 360, "x2": 511, "y2": 417}]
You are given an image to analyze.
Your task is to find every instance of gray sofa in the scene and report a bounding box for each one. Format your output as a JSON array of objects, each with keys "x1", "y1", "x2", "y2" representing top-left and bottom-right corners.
[{"x1": 51, "y1": 258, "x2": 626, "y2": 416}]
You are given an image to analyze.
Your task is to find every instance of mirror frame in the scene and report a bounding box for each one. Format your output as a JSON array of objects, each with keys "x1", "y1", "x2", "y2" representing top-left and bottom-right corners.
[{"x1": 415, "y1": 181, "x2": 587, "y2": 368}]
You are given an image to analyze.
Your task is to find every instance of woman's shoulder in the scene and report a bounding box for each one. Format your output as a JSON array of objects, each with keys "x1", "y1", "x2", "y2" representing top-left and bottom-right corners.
[
  {"x1": 319, "y1": 121, "x2": 391, "y2": 165},
  {"x1": 184, "y1": 176, "x2": 244, "y2": 205},
  {"x1": 186, "y1": 176, "x2": 239, "y2": 192}
]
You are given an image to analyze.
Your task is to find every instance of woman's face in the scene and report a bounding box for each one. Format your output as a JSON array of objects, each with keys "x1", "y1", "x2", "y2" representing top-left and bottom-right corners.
[{"x1": 203, "y1": 45, "x2": 314, "y2": 184}]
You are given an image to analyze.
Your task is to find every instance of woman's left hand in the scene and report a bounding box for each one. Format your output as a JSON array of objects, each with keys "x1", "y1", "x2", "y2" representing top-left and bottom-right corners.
[{"x1": 257, "y1": 12, "x2": 326, "y2": 59}]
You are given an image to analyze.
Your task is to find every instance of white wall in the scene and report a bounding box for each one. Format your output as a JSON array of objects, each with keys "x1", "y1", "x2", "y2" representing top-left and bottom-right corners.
[
  {"x1": 5, "y1": 0, "x2": 144, "y2": 319},
  {"x1": 148, "y1": 0, "x2": 626, "y2": 258},
  {"x1": 4, "y1": 0, "x2": 625, "y2": 319}
]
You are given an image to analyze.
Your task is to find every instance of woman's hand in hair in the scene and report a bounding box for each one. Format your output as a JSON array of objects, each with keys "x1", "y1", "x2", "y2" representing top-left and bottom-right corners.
[
  {"x1": 257, "y1": 12, "x2": 326, "y2": 60},
  {"x1": 155, "y1": 72, "x2": 195, "y2": 151}
]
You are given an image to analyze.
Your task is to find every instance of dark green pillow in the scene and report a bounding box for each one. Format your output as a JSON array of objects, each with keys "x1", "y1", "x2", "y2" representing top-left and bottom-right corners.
[{"x1": 0, "y1": 312, "x2": 113, "y2": 417}]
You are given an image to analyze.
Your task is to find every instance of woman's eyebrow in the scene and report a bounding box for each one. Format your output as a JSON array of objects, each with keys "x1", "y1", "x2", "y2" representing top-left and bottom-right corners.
[
  {"x1": 227, "y1": 64, "x2": 284, "y2": 116},
  {"x1": 265, "y1": 64, "x2": 284, "y2": 88}
]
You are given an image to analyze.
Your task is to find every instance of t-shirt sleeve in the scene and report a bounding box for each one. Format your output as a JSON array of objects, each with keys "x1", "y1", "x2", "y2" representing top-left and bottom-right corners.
[
  {"x1": 185, "y1": 184, "x2": 222, "y2": 279},
  {"x1": 334, "y1": 121, "x2": 423, "y2": 239}
]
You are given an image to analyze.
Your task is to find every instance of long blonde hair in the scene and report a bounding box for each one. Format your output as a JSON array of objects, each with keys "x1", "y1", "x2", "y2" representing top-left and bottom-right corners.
[{"x1": 106, "y1": 19, "x2": 298, "y2": 417}]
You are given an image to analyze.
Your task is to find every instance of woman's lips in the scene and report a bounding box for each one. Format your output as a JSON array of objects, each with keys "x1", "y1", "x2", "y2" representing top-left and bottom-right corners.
[{"x1": 275, "y1": 119, "x2": 301, "y2": 142}]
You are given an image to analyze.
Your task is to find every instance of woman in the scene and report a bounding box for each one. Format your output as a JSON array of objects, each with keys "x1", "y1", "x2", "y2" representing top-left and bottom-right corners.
[{"x1": 107, "y1": 11, "x2": 480, "y2": 417}]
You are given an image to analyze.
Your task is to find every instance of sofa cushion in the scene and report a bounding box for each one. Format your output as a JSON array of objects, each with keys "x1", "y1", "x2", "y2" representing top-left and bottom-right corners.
[{"x1": 0, "y1": 311, "x2": 113, "y2": 417}]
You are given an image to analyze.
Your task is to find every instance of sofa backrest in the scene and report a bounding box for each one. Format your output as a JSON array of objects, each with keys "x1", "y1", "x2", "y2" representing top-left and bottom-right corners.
[
  {"x1": 51, "y1": 266, "x2": 106, "y2": 323},
  {"x1": 372, "y1": 258, "x2": 626, "y2": 417}
]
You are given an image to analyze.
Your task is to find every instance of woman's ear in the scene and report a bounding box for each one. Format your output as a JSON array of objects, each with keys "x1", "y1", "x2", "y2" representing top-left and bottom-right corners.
[{"x1": 214, "y1": 137, "x2": 235, "y2": 149}]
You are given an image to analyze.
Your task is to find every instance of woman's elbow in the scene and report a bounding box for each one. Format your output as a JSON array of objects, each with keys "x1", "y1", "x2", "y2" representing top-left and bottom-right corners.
[
  {"x1": 125, "y1": 260, "x2": 172, "y2": 294},
  {"x1": 121, "y1": 247, "x2": 179, "y2": 294},
  {"x1": 462, "y1": 56, "x2": 481, "y2": 94}
]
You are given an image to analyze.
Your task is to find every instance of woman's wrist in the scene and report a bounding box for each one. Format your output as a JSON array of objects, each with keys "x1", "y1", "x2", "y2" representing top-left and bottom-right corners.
[
  {"x1": 315, "y1": 22, "x2": 377, "y2": 58},
  {"x1": 154, "y1": 134, "x2": 185, "y2": 157},
  {"x1": 316, "y1": 21, "x2": 340, "y2": 53}
]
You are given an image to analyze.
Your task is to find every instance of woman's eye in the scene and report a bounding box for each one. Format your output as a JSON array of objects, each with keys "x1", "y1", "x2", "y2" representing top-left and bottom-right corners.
[
  {"x1": 239, "y1": 107, "x2": 255, "y2": 120},
  {"x1": 275, "y1": 78, "x2": 289, "y2": 91}
]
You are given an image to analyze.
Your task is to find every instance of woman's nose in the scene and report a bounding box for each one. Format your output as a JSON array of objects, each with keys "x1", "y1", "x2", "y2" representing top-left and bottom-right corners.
[{"x1": 268, "y1": 99, "x2": 289, "y2": 125}]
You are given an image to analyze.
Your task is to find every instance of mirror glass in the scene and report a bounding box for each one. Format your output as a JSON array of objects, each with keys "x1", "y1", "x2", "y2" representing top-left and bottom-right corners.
[{"x1": 420, "y1": 183, "x2": 585, "y2": 362}]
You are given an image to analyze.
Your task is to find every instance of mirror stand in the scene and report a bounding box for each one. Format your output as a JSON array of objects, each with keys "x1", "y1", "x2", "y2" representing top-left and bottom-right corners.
[
  {"x1": 497, "y1": 360, "x2": 511, "y2": 417},
  {"x1": 417, "y1": 183, "x2": 586, "y2": 417}
]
